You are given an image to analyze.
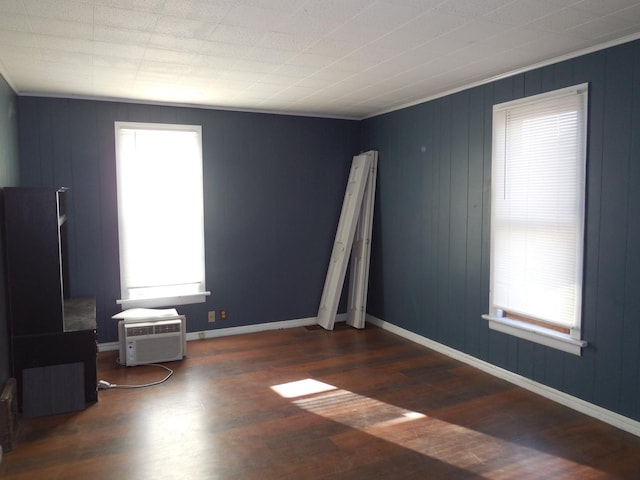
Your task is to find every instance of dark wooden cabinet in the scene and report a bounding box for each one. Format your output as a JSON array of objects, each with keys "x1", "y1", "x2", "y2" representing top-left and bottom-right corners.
[{"x1": 3, "y1": 187, "x2": 97, "y2": 416}]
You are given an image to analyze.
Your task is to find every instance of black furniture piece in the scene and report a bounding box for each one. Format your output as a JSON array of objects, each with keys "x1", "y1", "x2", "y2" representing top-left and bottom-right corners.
[{"x1": 3, "y1": 187, "x2": 97, "y2": 417}]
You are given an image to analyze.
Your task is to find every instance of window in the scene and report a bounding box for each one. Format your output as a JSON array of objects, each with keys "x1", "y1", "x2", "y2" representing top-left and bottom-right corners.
[
  {"x1": 484, "y1": 84, "x2": 588, "y2": 355},
  {"x1": 114, "y1": 122, "x2": 210, "y2": 308}
]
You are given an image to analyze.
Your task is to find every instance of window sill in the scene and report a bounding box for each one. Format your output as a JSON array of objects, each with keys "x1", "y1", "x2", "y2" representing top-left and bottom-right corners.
[
  {"x1": 117, "y1": 291, "x2": 210, "y2": 309},
  {"x1": 482, "y1": 314, "x2": 587, "y2": 356}
]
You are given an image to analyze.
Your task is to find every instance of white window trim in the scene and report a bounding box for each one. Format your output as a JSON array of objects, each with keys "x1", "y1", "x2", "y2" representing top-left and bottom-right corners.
[
  {"x1": 117, "y1": 292, "x2": 209, "y2": 309},
  {"x1": 485, "y1": 83, "x2": 589, "y2": 355},
  {"x1": 482, "y1": 314, "x2": 587, "y2": 355},
  {"x1": 114, "y1": 121, "x2": 210, "y2": 309}
]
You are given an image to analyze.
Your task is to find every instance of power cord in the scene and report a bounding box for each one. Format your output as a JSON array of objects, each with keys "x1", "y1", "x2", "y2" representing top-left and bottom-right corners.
[{"x1": 98, "y1": 362, "x2": 173, "y2": 390}]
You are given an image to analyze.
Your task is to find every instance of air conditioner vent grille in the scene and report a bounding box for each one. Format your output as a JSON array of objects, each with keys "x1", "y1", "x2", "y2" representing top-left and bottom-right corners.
[
  {"x1": 127, "y1": 325, "x2": 154, "y2": 337},
  {"x1": 154, "y1": 322, "x2": 181, "y2": 334},
  {"x1": 126, "y1": 321, "x2": 182, "y2": 337}
]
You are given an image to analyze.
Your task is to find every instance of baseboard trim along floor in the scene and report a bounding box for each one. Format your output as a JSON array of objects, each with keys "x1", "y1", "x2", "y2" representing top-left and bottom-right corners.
[
  {"x1": 365, "y1": 314, "x2": 640, "y2": 439},
  {"x1": 97, "y1": 313, "x2": 348, "y2": 352},
  {"x1": 98, "y1": 311, "x2": 640, "y2": 438}
]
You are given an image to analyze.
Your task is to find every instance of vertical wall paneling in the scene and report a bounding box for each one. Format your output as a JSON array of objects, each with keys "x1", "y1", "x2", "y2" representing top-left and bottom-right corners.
[
  {"x1": 96, "y1": 102, "x2": 120, "y2": 342},
  {"x1": 37, "y1": 101, "x2": 56, "y2": 186},
  {"x1": 373, "y1": 108, "x2": 422, "y2": 333},
  {"x1": 619, "y1": 45, "x2": 640, "y2": 420},
  {"x1": 405, "y1": 108, "x2": 426, "y2": 334},
  {"x1": 50, "y1": 100, "x2": 72, "y2": 189},
  {"x1": 359, "y1": 117, "x2": 384, "y2": 321},
  {"x1": 413, "y1": 108, "x2": 428, "y2": 333},
  {"x1": 69, "y1": 101, "x2": 101, "y2": 301},
  {"x1": 17, "y1": 98, "x2": 39, "y2": 185},
  {"x1": 478, "y1": 83, "x2": 493, "y2": 363},
  {"x1": 447, "y1": 92, "x2": 469, "y2": 351},
  {"x1": 18, "y1": 99, "x2": 360, "y2": 343},
  {"x1": 554, "y1": 60, "x2": 575, "y2": 91},
  {"x1": 422, "y1": 102, "x2": 440, "y2": 340},
  {"x1": 464, "y1": 86, "x2": 485, "y2": 358},
  {"x1": 593, "y1": 44, "x2": 633, "y2": 412},
  {"x1": 436, "y1": 97, "x2": 452, "y2": 344},
  {"x1": 523, "y1": 69, "x2": 542, "y2": 97},
  {"x1": 362, "y1": 39, "x2": 640, "y2": 423}
]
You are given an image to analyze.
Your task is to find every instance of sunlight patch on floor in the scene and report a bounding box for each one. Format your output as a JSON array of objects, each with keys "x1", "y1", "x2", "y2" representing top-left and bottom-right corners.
[
  {"x1": 270, "y1": 378, "x2": 337, "y2": 398},
  {"x1": 271, "y1": 378, "x2": 607, "y2": 478}
]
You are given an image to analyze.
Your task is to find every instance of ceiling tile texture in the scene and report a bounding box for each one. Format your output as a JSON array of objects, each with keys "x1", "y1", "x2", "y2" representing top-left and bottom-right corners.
[{"x1": 0, "y1": 0, "x2": 639, "y2": 118}]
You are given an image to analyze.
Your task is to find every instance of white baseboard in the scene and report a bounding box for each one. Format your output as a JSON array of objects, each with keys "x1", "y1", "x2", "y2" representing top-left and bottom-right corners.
[
  {"x1": 98, "y1": 341, "x2": 119, "y2": 352},
  {"x1": 99, "y1": 312, "x2": 640, "y2": 437},
  {"x1": 98, "y1": 313, "x2": 347, "y2": 352},
  {"x1": 366, "y1": 314, "x2": 640, "y2": 438}
]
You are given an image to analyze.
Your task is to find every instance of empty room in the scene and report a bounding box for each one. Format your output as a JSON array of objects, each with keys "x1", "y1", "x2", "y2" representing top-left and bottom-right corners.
[{"x1": 0, "y1": 1, "x2": 639, "y2": 478}]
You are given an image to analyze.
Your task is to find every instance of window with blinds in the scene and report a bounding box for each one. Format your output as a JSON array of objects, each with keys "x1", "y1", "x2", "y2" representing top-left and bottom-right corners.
[
  {"x1": 114, "y1": 122, "x2": 210, "y2": 308},
  {"x1": 485, "y1": 84, "x2": 589, "y2": 355}
]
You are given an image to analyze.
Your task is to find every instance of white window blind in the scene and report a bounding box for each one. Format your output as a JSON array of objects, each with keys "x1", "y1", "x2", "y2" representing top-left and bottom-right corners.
[
  {"x1": 488, "y1": 84, "x2": 588, "y2": 349},
  {"x1": 115, "y1": 122, "x2": 209, "y2": 308}
]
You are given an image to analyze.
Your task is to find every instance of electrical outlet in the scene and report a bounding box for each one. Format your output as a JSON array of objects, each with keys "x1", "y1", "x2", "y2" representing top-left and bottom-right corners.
[
  {"x1": 208, "y1": 311, "x2": 216, "y2": 323},
  {"x1": 220, "y1": 309, "x2": 227, "y2": 320},
  {"x1": 198, "y1": 332, "x2": 205, "y2": 340}
]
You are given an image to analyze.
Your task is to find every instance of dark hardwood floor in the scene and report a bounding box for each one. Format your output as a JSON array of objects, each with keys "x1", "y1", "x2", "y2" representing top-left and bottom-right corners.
[{"x1": 2, "y1": 324, "x2": 640, "y2": 479}]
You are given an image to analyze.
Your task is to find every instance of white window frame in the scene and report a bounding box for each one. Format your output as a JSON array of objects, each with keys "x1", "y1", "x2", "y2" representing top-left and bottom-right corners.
[
  {"x1": 114, "y1": 121, "x2": 210, "y2": 309},
  {"x1": 483, "y1": 84, "x2": 589, "y2": 355}
]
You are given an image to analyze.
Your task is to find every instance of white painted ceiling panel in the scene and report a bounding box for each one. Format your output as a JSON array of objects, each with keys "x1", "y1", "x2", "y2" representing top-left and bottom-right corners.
[
  {"x1": 573, "y1": 0, "x2": 640, "y2": 16},
  {"x1": 0, "y1": 14, "x2": 31, "y2": 32},
  {"x1": 436, "y1": 0, "x2": 513, "y2": 18},
  {"x1": 0, "y1": 0, "x2": 639, "y2": 119},
  {"x1": 24, "y1": 0, "x2": 95, "y2": 23}
]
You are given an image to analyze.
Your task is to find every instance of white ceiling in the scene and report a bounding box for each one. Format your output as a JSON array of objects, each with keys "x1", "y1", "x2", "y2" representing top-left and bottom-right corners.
[{"x1": 1, "y1": 0, "x2": 640, "y2": 119}]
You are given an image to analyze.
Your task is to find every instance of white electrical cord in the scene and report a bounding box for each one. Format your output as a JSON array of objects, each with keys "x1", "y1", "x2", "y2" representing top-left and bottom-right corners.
[{"x1": 98, "y1": 362, "x2": 173, "y2": 390}]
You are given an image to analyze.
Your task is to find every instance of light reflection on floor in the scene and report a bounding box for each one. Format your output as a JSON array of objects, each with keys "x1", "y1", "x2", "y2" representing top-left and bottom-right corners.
[
  {"x1": 271, "y1": 378, "x2": 606, "y2": 478},
  {"x1": 139, "y1": 392, "x2": 212, "y2": 480}
]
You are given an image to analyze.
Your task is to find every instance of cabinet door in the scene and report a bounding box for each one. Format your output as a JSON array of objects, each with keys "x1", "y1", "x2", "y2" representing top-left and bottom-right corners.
[
  {"x1": 12, "y1": 330, "x2": 98, "y2": 409},
  {"x1": 4, "y1": 187, "x2": 65, "y2": 335}
]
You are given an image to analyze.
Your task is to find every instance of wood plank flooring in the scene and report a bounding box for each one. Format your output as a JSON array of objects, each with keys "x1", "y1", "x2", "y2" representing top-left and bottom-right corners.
[{"x1": 2, "y1": 324, "x2": 640, "y2": 479}]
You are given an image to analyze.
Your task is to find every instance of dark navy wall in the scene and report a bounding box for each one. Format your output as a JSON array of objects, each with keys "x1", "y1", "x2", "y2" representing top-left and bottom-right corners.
[
  {"x1": 362, "y1": 39, "x2": 640, "y2": 422},
  {"x1": 0, "y1": 73, "x2": 20, "y2": 387},
  {"x1": 17, "y1": 98, "x2": 360, "y2": 343}
]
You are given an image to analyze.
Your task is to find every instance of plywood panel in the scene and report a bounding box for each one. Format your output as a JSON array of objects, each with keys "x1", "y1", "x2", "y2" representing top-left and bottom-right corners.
[
  {"x1": 618, "y1": 45, "x2": 640, "y2": 420},
  {"x1": 464, "y1": 86, "x2": 486, "y2": 358},
  {"x1": 68, "y1": 101, "x2": 101, "y2": 300},
  {"x1": 592, "y1": 43, "x2": 633, "y2": 412},
  {"x1": 436, "y1": 97, "x2": 452, "y2": 344},
  {"x1": 446, "y1": 91, "x2": 469, "y2": 351},
  {"x1": 422, "y1": 101, "x2": 441, "y2": 340}
]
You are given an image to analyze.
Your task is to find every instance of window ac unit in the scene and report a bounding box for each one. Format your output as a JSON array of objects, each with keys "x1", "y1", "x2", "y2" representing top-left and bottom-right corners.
[{"x1": 118, "y1": 316, "x2": 186, "y2": 366}]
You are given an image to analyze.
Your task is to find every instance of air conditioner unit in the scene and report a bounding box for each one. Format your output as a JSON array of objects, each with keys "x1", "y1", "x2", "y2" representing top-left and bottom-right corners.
[{"x1": 118, "y1": 316, "x2": 186, "y2": 366}]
